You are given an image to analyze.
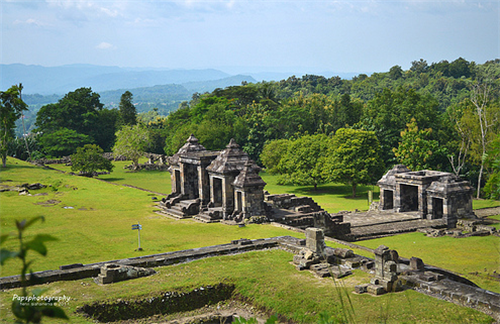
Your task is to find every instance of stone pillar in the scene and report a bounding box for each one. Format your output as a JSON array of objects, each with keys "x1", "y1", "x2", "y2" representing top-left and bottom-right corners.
[{"x1": 305, "y1": 228, "x2": 325, "y2": 256}]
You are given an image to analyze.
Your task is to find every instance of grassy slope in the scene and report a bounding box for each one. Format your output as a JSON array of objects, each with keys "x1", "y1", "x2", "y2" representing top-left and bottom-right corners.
[
  {"x1": 1, "y1": 157, "x2": 498, "y2": 323},
  {"x1": 0, "y1": 158, "x2": 301, "y2": 277},
  {"x1": 0, "y1": 251, "x2": 493, "y2": 324}
]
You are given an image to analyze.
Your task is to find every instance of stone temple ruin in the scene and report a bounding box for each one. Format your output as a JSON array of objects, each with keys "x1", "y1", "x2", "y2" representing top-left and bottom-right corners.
[
  {"x1": 158, "y1": 135, "x2": 351, "y2": 238},
  {"x1": 377, "y1": 165, "x2": 476, "y2": 228}
]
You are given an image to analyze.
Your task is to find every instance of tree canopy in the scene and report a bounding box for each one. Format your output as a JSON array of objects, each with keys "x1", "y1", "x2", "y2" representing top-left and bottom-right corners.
[
  {"x1": 324, "y1": 128, "x2": 384, "y2": 197},
  {"x1": 276, "y1": 134, "x2": 330, "y2": 190},
  {"x1": 1, "y1": 85, "x2": 28, "y2": 167},
  {"x1": 113, "y1": 124, "x2": 150, "y2": 170},
  {"x1": 71, "y1": 144, "x2": 114, "y2": 176}
]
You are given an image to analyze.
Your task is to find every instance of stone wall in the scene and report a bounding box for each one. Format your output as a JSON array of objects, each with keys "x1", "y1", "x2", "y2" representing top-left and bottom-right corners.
[{"x1": 77, "y1": 283, "x2": 235, "y2": 322}]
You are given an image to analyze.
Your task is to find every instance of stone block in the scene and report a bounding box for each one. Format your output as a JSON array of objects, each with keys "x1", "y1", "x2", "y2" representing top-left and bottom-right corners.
[
  {"x1": 362, "y1": 260, "x2": 375, "y2": 270},
  {"x1": 367, "y1": 284, "x2": 385, "y2": 296},
  {"x1": 344, "y1": 258, "x2": 361, "y2": 268},
  {"x1": 381, "y1": 279, "x2": 393, "y2": 292},
  {"x1": 409, "y1": 257, "x2": 424, "y2": 271},
  {"x1": 355, "y1": 284, "x2": 369, "y2": 294},
  {"x1": 333, "y1": 248, "x2": 354, "y2": 258},
  {"x1": 306, "y1": 227, "x2": 324, "y2": 241}
]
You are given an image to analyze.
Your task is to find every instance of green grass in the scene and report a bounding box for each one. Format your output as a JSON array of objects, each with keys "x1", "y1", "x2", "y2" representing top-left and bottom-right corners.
[
  {"x1": 0, "y1": 250, "x2": 493, "y2": 323},
  {"x1": 1, "y1": 157, "x2": 498, "y2": 323},
  {"x1": 260, "y1": 172, "x2": 379, "y2": 213},
  {"x1": 1, "y1": 157, "x2": 302, "y2": 277},
  {"x1": 48, "y1": 158, "x2": 171, "y2": 194},
  {"x1": 473, "y1": 199, "x2": 500, "y2": 209}
]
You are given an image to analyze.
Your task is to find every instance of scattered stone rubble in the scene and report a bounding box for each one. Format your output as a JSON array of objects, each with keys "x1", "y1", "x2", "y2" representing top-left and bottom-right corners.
[
  {"x1": 1, "y1": 233, "x2": 499, "y2": 321},
  {"x1": 124, "y1": 153, "x2": 169, "y2": 171},
  {"x1": 94, "y1": 263, "x2": 156, "y2": 285},
  {"x1": 0, "y1": 182, "x2": 47, "y2": 196},
  {"x1": 293, "y1": 228, "x2": 354, "y2": 278},
  {"x1": 418, "y1": 219, "x2": 497, "y2": 238}
]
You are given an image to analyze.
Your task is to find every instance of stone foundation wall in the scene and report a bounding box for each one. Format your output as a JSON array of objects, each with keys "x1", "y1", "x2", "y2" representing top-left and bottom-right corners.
[
  {"x1": 77, "y1": 283, "x2": 235, "y2": 322},
  {"x1": 0, "y1": 237, "x2": 282, "y2": 289}
]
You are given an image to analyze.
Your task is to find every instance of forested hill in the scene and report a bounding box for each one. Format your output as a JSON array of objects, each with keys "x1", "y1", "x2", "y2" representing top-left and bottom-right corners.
[
  {"x1": 7, "y1": 57, "x2": 500, "y2": 198},
  {"x1": 1, "y1": 64, "x2": 234, "y2": 95}
]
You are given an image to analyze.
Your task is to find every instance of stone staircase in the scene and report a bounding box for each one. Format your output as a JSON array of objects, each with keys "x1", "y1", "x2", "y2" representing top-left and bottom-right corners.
[
  {"x1": 193, "y1": 207, "x2": 223, "y2": 223},
  {"x1": 158, "y1": 199, "x2": 200, "y2": 219}
]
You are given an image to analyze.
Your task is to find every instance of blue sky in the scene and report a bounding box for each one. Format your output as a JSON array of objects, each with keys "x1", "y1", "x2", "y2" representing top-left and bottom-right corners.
[{"x1": 1, "y1": 0, "x2": 499, "y2": 74}]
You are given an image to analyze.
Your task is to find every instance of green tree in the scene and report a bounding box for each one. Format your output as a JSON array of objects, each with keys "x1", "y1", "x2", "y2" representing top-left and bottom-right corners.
[
  {"x1": 113, "y1": 124, "x2": 150, "y2": 170},
  {"x1": 260, "y1": 139, "x2": 290, "y2": 174},
  {"x1": 35, "y1": 87, "x2": 117, "y2": 154},
  {"x1": 393, "y1": 119, "x2": 445, "y2": 171},
  {"x1": 469, "y1": 81, "x2": 500, "y2": 198},
  {"x1": 38, "y1": 128, "x2": 92, "y2": 157},
  {"x1": 118, "y1": 91, "x2": 137, "y2": 127},
  {"x1": 0, "y1": 85, "x2": 28, "y2": 168},
  {"x1": 277, "y1": 134, "x2": 330, "y2": 190},
  {"x1": 35, "y1": 87, "x2": 103, "y2": 135},
  {"x1": 1, "y1": 85, "x2": 28, "y2": 167},
  {"x1": 483, "y1": 134, "x2": 500, "y2": 199},
  {"x1": 362, "y1": 87, "x2": 441, "y2": 165},
  {"x1": 70, "y1": 144, "x2": 114, "y2": 176},
  {"x1": 324, "y1": 128, "x2": 384, "y2": 197}
]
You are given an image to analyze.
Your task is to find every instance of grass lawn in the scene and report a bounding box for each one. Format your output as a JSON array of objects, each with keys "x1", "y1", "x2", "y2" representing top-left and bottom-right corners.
[
  {"x1": 260, "y1": 172, "x2": 379, "y2": 213},
  {"x1": 1, "y1": 157, "x2": 499, "y2": 323},
  {"x1": 0, "y1": 250, "x2": 493, "y2": 323},
  {"x1": 1, "y1": 158, "x2": 302, "y2": 277},
  {"x1": 48, "y1": 158, "x2": 171, "y2": 195}
]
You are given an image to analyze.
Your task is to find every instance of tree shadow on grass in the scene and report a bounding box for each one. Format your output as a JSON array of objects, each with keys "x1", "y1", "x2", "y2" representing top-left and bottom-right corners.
[
  {"x1": 100, "y1": 177, "x2": 125, "y2": 182},
  {"x1": 2, "y1": 164, "x2": 39, "y2": 171},
  {"x1": 287, "y1": 184, "x2": 380, "y2": 199}
]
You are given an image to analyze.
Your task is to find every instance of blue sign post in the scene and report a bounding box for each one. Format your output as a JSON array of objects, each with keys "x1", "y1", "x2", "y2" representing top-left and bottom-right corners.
[{"x1": 132, "y1": 223, "x2": 143, "y2": 251}]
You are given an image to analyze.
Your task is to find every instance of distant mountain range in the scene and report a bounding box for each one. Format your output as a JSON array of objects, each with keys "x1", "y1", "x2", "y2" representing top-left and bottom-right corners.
[
  {"x1": 2, "y1": 63, "x2": 359, "y2": 115},
  {"x1": 2, "y1": 64, "x2": 260, "y2": 114},
  {"x1": 1, "y1": 64, "x2": 256, "y2": 95}
]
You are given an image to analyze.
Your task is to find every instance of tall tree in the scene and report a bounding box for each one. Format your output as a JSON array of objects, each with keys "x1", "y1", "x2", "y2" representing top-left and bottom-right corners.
[
  {"x1": 260, "y1": 139, "x2": 290, "y2": 174},
  {"x1": 18, "y1": 83, "x2": 32, "y2": 161},
  {"x1": 38, "y1": 128, "x2": 92, "y2": 157},
  {"x1": 1, "y1": 85, "x2": 28, "y2": 167},
  {"x1": 35, "y1": 87, "x2": 103, "y2": 135},
  {"x1": 118, "y1": 91, "x2": 137, "y2": 127},
  {"x1": 35, "y1": 87, "x2": 118, "y2": 155},
  {"x1": 113, "y1": 124, "x2": 150, "y2": 170},
  {"x1": 362, "y1": 87, "x2": 440, "y2": 165},
  {"x1": 393, "y1": 119, "x2": 445, "y2": 171},
  {"x1": 324, "y1": 128, "x2": 384, "y2": 197},
  {"x1": 469, "y1": 81, "x2": 500, "y2": 198},
  {"x1": 483, "y1": 134, "x2": 500, "y2": 199},
  {"x1": 277, "y1": 134, "x2": 330, "y2": 190}
]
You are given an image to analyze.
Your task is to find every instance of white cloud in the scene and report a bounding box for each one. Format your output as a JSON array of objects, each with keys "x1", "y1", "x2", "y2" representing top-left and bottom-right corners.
[
  {"x1": 13, "y1": 18, "x2": 51, "y2": 27},
  {"x1": 96, "y1": 42, "x2": 116, "y2": 50}
]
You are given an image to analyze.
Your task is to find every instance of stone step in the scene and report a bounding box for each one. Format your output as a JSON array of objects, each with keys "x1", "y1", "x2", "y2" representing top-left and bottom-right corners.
[
  {"x1": 193, "y1": 215, "x2": 220, "y2": 223},
  {"x1": 156, "y1": 208, "x2": 191, "y2": 219}
]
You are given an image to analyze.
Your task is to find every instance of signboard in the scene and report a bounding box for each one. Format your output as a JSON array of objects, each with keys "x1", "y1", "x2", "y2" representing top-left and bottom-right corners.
[{"x1": 131, "y1": 223, "x2": 142, "y2": 251}]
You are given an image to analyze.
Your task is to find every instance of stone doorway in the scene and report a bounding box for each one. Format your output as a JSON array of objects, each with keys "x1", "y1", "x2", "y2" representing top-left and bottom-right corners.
[
  {"x1": 382, "y1": 190, "x2": 394, "y2": 210},
  {"x1": 236, "y1": 191, "x2": 243, "y2": 212},
  {"x1": 400, "y1": 184, "x2": 418, "y2": 212},
  {"x1": 432, "y1": 197, "x2": 443, "y2": 219},
  {"x1": 184, "y1": 164, "x2": 199, "y2": 199},
  {"x1": 175, "y1": 170, "x2": 181, "y2": 194},
  {"x1": 213, "y1": 178, "x2": 223, "y2": 207}
]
